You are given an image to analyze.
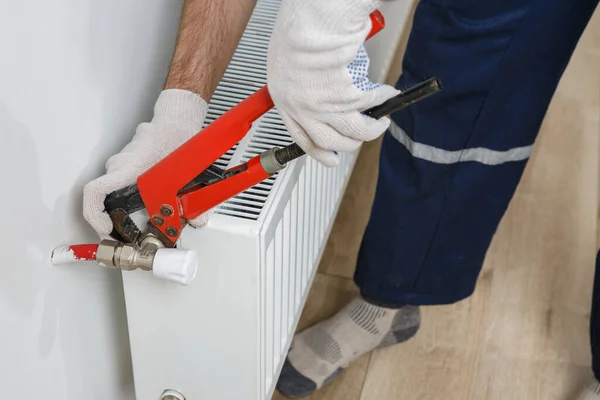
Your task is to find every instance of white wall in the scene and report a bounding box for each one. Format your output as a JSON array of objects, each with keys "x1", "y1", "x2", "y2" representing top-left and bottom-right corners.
[
  {"x1": 0, "y1": 1, "x2": 183, "y2": 398},
  {"x1": 0, "y1": 1, "x2": 411, "y2": 398}
]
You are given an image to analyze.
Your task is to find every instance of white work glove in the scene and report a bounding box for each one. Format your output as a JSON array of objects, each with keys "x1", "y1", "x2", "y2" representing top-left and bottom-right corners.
[
  {"x1": 83, "y1": 89, "x2": 209, "y2": 240},
  {"x1": 267, "y1": 0, "x2": 400, "y2": 167}
]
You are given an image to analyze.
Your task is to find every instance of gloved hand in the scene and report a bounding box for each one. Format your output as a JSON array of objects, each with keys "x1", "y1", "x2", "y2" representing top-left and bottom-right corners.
[
  {"x1": 267, "y1": 0, "x2": 399, "y2": 167},
  {"x1": 83, "y1": 89, "x2": 209, "y2": 240}
]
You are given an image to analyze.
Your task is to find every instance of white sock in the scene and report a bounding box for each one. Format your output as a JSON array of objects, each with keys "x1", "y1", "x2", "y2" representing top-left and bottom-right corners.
[{"x1": 276, "y1": 297, "x2": 420, "y2": 397}]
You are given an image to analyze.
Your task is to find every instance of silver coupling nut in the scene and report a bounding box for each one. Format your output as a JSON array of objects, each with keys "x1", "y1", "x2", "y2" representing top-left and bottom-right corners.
[
  {"x1": 96, "y1": 240, "x2": 158, "y2": 271},
  {"x1": 260, "y1": 148, "x2": 286, "y2": 175},
  {"x1": 96, "y1": 236, "x2": 198, "y2": 286}
]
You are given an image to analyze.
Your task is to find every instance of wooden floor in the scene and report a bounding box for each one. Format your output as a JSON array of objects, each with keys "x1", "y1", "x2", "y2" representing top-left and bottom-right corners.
[{"x1": 274, "y1": 6, "x2": 600, "y2": 400}]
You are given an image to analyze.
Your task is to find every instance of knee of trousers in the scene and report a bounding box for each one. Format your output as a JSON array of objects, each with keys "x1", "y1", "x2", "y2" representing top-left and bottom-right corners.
[{"x1": 353, "y1": 132, "x2": 531, "y2": 306}]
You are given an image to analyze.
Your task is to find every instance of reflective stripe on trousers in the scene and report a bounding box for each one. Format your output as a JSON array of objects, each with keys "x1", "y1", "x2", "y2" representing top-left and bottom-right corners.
[{"x1": 389, "y1": 122, "x2": 533, "y2": 166}]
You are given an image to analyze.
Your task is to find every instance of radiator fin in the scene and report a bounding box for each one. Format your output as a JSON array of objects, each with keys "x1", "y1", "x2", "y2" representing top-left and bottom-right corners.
[{"x1": 264, "y1": 238, "x2": 275, "y2": 393}]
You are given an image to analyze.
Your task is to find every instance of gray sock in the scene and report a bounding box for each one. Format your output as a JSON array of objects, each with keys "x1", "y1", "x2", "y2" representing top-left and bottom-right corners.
[{"x1": 276, "y1": 297, "x2": 420, "y2": 398}]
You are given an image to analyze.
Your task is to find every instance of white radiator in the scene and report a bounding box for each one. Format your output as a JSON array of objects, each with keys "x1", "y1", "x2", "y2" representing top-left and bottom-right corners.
[{"x1": 121, "y1": 1, "x2": 410, "y2": 399}]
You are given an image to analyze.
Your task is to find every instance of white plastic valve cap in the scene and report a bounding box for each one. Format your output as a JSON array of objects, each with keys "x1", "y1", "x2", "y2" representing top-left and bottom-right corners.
[{"x1": 152, "y1": 248, "x2": 198, "y2": 285}]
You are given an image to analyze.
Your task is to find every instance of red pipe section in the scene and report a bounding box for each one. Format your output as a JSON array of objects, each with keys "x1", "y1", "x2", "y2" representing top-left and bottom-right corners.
[{"x1": 51, "y1": 244, "x2": 99, "y2": 265}]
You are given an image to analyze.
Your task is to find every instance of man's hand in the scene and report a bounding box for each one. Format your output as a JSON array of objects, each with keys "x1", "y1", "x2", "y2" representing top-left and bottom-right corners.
[
  {"x1": 83, "y1": 90, "x2": 208, "y2": 239},
  {"x1": 267, "y1": 0, "x2": 399, "y2": 167},
  {"x1": 83, "y1": 0, "x2": 257, "y2": 239}
]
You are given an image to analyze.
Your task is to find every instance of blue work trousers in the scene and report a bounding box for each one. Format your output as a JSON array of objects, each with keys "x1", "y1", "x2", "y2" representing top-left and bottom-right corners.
[{"x1": 354, "y1": 0, "x2": 600, "y2": 377}]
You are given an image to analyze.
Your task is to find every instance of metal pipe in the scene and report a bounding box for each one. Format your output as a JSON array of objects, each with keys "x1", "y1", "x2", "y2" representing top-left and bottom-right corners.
[{"x1": 50, "y1": 244, "x2": 98, "y2": 265}]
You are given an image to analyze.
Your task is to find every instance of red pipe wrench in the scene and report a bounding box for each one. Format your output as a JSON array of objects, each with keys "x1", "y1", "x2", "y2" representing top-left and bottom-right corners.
[
  {"x1": 51, "y1": 11, "x2": 442, "y2": 285},
  {"x1": 112, "y1": 11, "x2": 387, "y2": 247}
]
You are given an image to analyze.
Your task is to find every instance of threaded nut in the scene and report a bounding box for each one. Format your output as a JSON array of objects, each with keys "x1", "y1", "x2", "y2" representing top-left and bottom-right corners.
[
  {"x1": 161, "y1": 205, "x2": 174, "y2": 216},
  {"x1": 166, "y1": 227, "x2": 178, "y2": 237}
]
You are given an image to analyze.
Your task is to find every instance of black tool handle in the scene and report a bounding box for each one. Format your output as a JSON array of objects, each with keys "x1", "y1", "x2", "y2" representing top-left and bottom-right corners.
[
  {"x1": 274, "y1": 77, "x2": 442, "y2": 165},
  {"x1": 363, "y1": 76, "x2": 442, "y2": 119}
]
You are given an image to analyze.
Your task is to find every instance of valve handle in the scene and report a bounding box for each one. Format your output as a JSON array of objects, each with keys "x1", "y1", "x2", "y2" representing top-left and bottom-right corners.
[{"x1": 152, "y1": 248, "x2": 199, "y2": 286}]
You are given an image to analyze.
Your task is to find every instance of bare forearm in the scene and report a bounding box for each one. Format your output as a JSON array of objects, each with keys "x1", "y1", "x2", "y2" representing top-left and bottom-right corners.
[{"x1": 165, "y1": 0, "x2": 257, "y2": 100}]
